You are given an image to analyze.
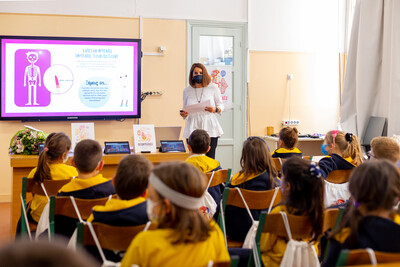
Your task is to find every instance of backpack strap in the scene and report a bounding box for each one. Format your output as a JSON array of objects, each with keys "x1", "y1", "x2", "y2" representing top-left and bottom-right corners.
[
  {"x1": 20, "y1": 194, "x2": 32, "y2": 240},
  {"x1": 267, "y1": 187, "x2": 279, "y2": 214},
  {"x1": 366, "y1": 248, "x2": 377, "y2": 265},
  {"x1": 206, "y1": 171, "x2": 215, "y2": 190},
  {"x1": 40, "y1": 183, "x2": 50, "y2": 201},
  {"x1": 219, "y1": 198, "x2": 228, "y2": 248},
  {"x1": 280, "y1": 211, "x2": 293, "y2": 240},
  {"x1": 69, "y1": 196, "x2": 84, "y2": 223},
  {"x1": 235, "y1": 187, "x2": 255, "y2": 223}
]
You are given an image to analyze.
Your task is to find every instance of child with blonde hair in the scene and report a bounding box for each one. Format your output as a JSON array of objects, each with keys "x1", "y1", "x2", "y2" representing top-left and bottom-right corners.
[{"x1": 318, "y1": 130, "x2": 363, "y2": 178}]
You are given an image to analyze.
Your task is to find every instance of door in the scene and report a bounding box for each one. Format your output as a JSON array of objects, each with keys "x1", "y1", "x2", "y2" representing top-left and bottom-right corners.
[{"x1": 188, "y1": 21, "x2": 247, "y2": 173}]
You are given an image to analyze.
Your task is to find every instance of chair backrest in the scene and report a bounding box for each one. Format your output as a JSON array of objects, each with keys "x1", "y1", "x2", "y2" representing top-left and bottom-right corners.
[
  {"x1": 336, "y1": 249, "x2": 400, "y2": 266},
  {"x1": 224, "y1": 187, "x2": 282, "y2": 210},
  {"x1": 272, "y1": 158, "x2": 285, "y2": 172},
  {"x1": 77, "y1": 222, "x2": 156, "y2": 251},
  {"x1": 326, "y1": 169, "x2": 353, "y2": 184},
  {"x1": 26, "y1": 178, "x2": 72, "y2": 196},
  {"x1": 50, "y1": 196, "x2": 110, "y2": 221},
  {"x1": 323, "y1": 208, "x2": 340, "y2": 233},
  {"x1": 206, "y1": 169, "x2": 232, "y2": 188}
]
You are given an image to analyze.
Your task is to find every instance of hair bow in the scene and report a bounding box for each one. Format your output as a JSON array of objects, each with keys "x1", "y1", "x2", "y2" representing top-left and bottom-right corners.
[
  {"x1": 308, "y1": 162, "x2": 322, "y2": 179},
  {"x1": 345, "y1": 132, "x2": 353, "y2": 142}
]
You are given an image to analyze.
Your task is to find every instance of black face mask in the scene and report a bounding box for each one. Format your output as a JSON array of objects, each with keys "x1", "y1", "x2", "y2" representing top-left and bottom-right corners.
[{"x1": 192, "y1": 75, "x2": 203, "y2": 84}]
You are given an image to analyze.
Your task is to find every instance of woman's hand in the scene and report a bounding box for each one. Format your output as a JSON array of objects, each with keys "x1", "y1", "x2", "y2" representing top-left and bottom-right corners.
[
  {"x1": 205, "y1": 106, "x2": 216, "y2": 113},
  {"x1": 180, "y1": 110, "x2": 188, "y2": 118}
]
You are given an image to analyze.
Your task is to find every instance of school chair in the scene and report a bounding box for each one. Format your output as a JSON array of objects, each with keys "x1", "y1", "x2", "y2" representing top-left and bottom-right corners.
[
  {"x1": 321, "y1": 208, "x2": 345, "y2": 260},
  {"x1": 218, "y1": 187, "x2": 282, "y2": 248},
  {"x1": 336, "y1": 249, "x2": 400, "y2": 266},
  {"x1": 325, "y1": 169, "x2": 353, "y2": 207},
  {"x1": 20, "y1": 177, "x2": 72, "y2": 238},
  {"x1": 272, "y1": 158, "x2": 285, "y2": 172},
  {"x1": 48, "y1": 195, "x2": 111, "y2": 239},
  {"x1": 247, "y1": 211, "x2": 314, "y2": 267},
  {"x1": 206, "y1": 168, "x2": 232, "y2": 187}
]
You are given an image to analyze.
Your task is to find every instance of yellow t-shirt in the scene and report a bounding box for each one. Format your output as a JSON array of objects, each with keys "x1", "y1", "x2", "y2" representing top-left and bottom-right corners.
[
  {"x1": 27, "y1": 163, "x2": 78, "y2": 222},
  {"x1": 87, "y1": 197, "x2": 146, "y2": 222},
  {"x1": 186, "y1": 154, "x2": 220, "y2": 173},
  {"x1": 58, "y1": 173, "x2": 110, "y2": 193},
  {"x1": 260, "y1": 205, "x2": 319, "y2": 267},
  {"x1": 120, "y1": 221, "x2": 230, "y2": 267}
]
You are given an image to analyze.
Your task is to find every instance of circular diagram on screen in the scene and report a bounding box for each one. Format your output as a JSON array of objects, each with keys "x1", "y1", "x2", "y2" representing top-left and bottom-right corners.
[{"x1": 43, "y1": 64, "x2": 74, "y2": 94}]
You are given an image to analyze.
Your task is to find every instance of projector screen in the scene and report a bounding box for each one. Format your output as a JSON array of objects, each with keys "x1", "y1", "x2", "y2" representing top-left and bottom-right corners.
[{"x1": 0, "y1": 36, "x2": 141, "y2": 121}]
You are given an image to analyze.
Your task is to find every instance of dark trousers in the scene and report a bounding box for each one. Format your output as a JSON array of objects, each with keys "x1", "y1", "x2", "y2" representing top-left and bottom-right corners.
[{"x1": 207, "y1": 137, "x2": 219, "y2": 159}]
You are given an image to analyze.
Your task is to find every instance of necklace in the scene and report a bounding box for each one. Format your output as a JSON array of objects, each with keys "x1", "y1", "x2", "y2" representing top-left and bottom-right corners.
[{"x1": 194, "y1": 87, "x2": 204, "y2": 103}]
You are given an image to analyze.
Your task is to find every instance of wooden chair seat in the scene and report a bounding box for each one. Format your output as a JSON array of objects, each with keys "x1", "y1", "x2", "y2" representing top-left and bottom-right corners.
[
  {"x1": 78, "y1": 222, "x2": 156, "y2": 251},
  {"x1": 336, "y1": 249, "x2": 400, "y2": 266},
  {"x1": 326, "y1": 169, "x2": 353, "y2": 184},
  {"x1": 206, "y1": 169, "x2": 232, "y2": 187}
]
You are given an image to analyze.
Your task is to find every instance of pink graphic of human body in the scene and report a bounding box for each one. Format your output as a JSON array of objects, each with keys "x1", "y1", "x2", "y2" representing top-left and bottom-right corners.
[{"x1": 14, "y1": 49, "x2": 51, "y2": 107}]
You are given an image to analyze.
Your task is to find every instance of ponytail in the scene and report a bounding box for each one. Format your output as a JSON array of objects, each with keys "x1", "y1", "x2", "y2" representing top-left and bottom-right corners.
[
  {"x1": 33, "y1": 132, "x2": 71, "y2": 183},
  {"x1": 343, "y1": 134, "x2": 364, "y2": 166}
]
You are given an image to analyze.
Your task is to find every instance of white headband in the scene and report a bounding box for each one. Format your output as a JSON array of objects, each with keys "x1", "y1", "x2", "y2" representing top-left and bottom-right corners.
[{"x1": 149, "y1": 172, "x2": 203, "y2": 210}]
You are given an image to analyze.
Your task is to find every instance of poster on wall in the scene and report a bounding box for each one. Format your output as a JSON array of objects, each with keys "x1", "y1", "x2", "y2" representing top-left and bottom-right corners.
[
  {"x1": 133, "y1": 124, "x2": 156, "y2": 153},
  {"x1": 206, "y1": 66, "x2": 232, "y2": 110},
  {"x1": 71, "y1": 122, "x2": 95, "y2": 149}
]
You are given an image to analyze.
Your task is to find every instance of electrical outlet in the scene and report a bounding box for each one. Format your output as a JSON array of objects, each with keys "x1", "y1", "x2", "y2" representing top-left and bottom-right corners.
[
  {"x1": 142, "y1": 90, "x2": 164, "y2": 96},
  {"x1": 282, "y1": 120, "x2": 300, "y2": 126}
]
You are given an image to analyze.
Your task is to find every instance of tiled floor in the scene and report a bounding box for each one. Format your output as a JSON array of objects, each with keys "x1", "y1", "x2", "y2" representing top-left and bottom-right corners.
[{"x1": 0, "y1": 203, "x2": 12, "y2": 247}]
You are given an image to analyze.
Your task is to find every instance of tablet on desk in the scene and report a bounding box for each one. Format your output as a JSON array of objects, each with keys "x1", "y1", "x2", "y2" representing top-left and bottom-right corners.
[
  {"x1": 160, "y1": 140, "x2": 186, "y2": 153},
  {"x1": 104, "y1": 141, "x2": 131, "y2": 154}
]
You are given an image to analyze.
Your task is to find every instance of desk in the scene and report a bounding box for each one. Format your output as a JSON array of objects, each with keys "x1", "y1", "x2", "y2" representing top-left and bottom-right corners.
[
  {"x1": 10, "y1": 152, "x2": 189, "y2": 234},
  {"x1": 263, "y1": 136, "x2": 324, "y2": 157}
]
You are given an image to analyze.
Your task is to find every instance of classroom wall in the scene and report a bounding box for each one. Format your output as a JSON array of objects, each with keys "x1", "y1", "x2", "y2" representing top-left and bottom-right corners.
[{"x1": 0, "y1": 13, "x2": 187, "y2": 201}]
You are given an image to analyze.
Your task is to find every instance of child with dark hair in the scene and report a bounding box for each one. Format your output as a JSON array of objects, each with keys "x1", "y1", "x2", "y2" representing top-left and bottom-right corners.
[
  {"x1": 322, "y1": 160, "x2": 400, "y2": 267},
  {"x1": 318, "y1": 130, "x2": 363, "y2": 178},
  {"x1": 58, "y1": 139, "x2": 114, "y2": 198},
  {"x1": 261, "y1": 157, "x2": 324, "y2": 267},
  {"x1": 87, "y1": 154, "x2": 152, "y2": 225},
  {"x1": 225, "y1": 136, "x2": 278, "y2": 242},
  {"x1": 56, "y1": 139, "x2": 115, "y2": 238},
  {"x1": 271, "y1": 127, "x2": 302, "y2": 158},
  {"x1": 121, "y1": 162, "x2": 229, "y2": 267},
  {"x1": 186, "y1": 129, "x2": 221, "y2": 172},
  {"x1": 27, "y1": 132, "x2": 77, "y2": 223},
  {"x1": 86, "y1": 154, "x2": 152, "y2": 262}
]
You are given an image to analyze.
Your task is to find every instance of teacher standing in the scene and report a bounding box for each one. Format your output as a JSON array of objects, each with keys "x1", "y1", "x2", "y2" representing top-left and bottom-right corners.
[{"x1": 180, "y1": 63, "x2": 224, "y2": 159}]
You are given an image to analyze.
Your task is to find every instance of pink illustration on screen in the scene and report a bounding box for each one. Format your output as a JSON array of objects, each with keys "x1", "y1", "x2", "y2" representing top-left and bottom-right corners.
[{"x1": 14, "y1": 49, "x2": 51, "y2": 107}]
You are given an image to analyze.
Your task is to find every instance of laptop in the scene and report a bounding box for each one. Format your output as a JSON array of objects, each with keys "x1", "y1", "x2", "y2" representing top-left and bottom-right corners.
[{"x1": 155, "y1": 126, "x2": 182, "y2": 148}]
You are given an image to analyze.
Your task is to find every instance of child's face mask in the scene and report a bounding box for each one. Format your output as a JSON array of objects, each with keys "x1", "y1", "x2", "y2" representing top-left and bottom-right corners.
[{"x1": 321, "y1": 143, "x2": 330, "y2": 156}]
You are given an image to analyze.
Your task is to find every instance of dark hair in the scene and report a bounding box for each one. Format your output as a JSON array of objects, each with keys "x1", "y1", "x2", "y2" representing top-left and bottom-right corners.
[
  {"x1": 279, "y1": 127, "x2": 298, "y2": 149},
  {"x1": 188, "y1": 63, "x2": 211, "y2": 87},
  {"x1": 332, "y1": 160, "x2": 400, "y2": 247},
  {"x1": 237, "y1": 137, "x2": 277, "y2": 186},
  {"x1": 33, "y1": 132, "x2": 71, "y2": 183},
  {"x1": 281, "y1": 157, "x2": 324, "y2": 242},
  {"x1": 152, "y1": 162, "x2": 211, "y2": 244},
  {"x1": 73, "y1": 139, "x2": 102, "y2": 173},
  {"x1": 114, "y1": 155, "x2": 153, "y2": 200},
  {"x1": 325, "y1": 130, "x2": 364, "y2": 166},
  {"x1": 0, "y1": 239, "x2": 98, "y2": 267},
  {"x1": 370, "y1": 137, "x2": 400, "y2": 163},
  {"x1": 188, "y1": 129, "x2": 210, "y2": 154}
]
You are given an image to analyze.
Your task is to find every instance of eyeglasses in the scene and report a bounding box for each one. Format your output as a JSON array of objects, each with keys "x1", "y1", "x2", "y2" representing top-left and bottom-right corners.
[{"x1": 366, "y1": 151, "x2": 376, "y2": 160}]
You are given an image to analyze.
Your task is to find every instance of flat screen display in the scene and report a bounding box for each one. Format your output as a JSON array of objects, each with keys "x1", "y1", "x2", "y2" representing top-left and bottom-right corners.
[
  {"x1": 104, "y1": 141, "x2": 131, "y2": 154},
  {"x1": 1, "y1": 36, "x2": 141, "y2": 121},
  {"x1": 160, "y1": 140, "x2": 186, "y2": 152}
]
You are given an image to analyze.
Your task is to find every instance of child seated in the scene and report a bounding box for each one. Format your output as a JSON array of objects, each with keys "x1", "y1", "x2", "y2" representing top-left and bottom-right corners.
[
  {"x1": 58, "y1": 139, "x2": 115, "y2": 198},
  {"x1": 27, "y1": 132, "x2": 78, "y2": 223},
  {"x1": 87, "y1": 154, "x2": 152, "y2": 225},
  {"x1": 56, "y1": 139, "x2": 115, "y2": 237},
  {"x1": 225, "y1": 136, "x2": 278, "y2": 242},
  {"x1": 86, "y1": 154, "x2": 152, "y2": 262},
  {"x1": 121, "y1": 162, "x2": 230, "y2": 267},
  {"x1": 318, "y1": 130, "x2": 363, "y2": 178},
  {"x1": 369, "y1": 136, "x2": 400, "y2": 164},
  {"x1": 186, "y1": 129, "x2": 221, "y2": 173},
  {"x1": 271, "y1": 127, "x2": 302, "y2": 158},
  {"x1": 186, "y1": 129, "x2": 223, "y2": 218},
  {"x1": 261, "y1": 157, "x2": 324, "y2": 267},
  {"x1": 322, "y1": 160, "x2": 400, "y2": 267}
]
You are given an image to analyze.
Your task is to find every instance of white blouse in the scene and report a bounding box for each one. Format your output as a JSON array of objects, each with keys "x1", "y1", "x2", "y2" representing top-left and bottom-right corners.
[{"x1": 182, "y1": 84, "x2": 224, "y2": 139}]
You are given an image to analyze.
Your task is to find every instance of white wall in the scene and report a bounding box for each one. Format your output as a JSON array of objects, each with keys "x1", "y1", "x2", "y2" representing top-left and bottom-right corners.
[{"x1": 0, "y1": 0, "x2": 248, "y2": 22}]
